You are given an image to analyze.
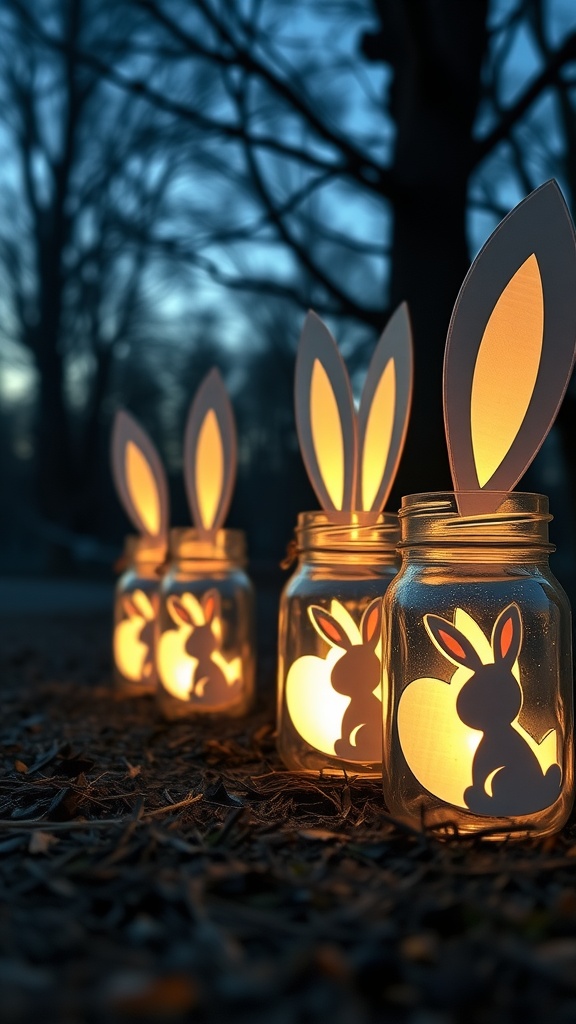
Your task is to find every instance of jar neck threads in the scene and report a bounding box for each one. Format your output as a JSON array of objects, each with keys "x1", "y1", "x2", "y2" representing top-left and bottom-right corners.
[
  {"x1": 168, "y1": 527, "x2": 247, "y2": 568},
  {"x1": 122, "y1": 534, "x2": 167, "y2": 572},
  {"x1": 294, "y1": 510, "x2": 400, "y2": 567},
  {"x1": 398, "y1": 492, "x2": 553, "y2": 559}
]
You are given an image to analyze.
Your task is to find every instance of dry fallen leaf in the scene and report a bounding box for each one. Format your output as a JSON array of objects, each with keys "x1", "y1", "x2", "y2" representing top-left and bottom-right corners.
[
  {"x1": 28, "y1": 831, "x2": 59, "y2": 855},
  {"x1": 14, "y1": 760, "x2": 29, "y2": 774}
]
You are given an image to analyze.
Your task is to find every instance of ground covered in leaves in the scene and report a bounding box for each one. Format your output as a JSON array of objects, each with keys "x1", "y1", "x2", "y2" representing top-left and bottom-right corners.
[{"x1": 2, "y1": 611, "x2": 576, "y2": 1024}]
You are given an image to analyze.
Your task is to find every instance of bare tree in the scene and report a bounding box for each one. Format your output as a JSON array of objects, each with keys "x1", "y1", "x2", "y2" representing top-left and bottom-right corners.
[
  {"x1": 0, "y1": 0, "x2": 188, "y2": 542},
  {"x1": 6, "y1": 0, "x2": 576, "y2": 556},
  {"x1": 33, "y1": 0, "x2": 573, "y2": 494}
]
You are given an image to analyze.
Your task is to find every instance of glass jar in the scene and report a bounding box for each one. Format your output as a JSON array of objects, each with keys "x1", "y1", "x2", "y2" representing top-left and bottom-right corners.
[
  {"x1": 383, "y1": 492, "x2": 574, "y2": 839},
  {"x1": 113, "y1": 535, "x2": 167, "y2": 695},
  {"x1": 277, "y1": 511, "x2": 400, "y2": 775},
  {"x1": 156, "y1": 528, "x2": 255, "y2": 719}
]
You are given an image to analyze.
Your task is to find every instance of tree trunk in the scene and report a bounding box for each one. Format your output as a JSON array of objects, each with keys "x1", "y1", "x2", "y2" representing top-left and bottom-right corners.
[{"x1": 366, "y1": 0, "x2": 489, "y2": 503}]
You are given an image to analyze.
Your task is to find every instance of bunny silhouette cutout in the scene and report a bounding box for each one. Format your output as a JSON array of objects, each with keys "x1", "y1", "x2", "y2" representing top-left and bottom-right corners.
[
  {"x1": 425, "y1": 604, "x2": 562, "y2": 816},
  {"x1": 114, "y1": 589, "x2": 156, "y2": 683},
  {"x1": 167, "y1": 590, "x2": 241, "y2": 706},
  {"x1": 308, "y1": 598, "x2": 383, "y2": 761}
]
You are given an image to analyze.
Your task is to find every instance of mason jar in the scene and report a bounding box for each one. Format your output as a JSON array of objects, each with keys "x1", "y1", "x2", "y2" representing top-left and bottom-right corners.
[
  {"x1": 156, "y1": 528, "x2": 255, "y2": 719},
  {"x1": 277, "y1": 511, "x2": 400, "y2": 775},
  {"x1": 383, "y1": 491, "x2": 574, "y2": 839},
  {"x1": 113, "y1": 535, "x2": 166, "y2": 695}
]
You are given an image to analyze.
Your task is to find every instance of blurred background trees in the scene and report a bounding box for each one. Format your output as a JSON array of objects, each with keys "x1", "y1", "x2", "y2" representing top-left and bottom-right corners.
[{"x1": 0, "y1": 0, "x2": 575, "y2": 572}]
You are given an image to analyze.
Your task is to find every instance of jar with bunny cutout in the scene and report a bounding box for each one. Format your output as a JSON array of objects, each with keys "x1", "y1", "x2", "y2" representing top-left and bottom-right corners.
[
  {"x1": 383, "y1": 182, "x2": 576, "y2": 838},
  {"x1": 157, "y1": 528, "x2": 255, "y2": 719},
  {"x1": 156, "y1": 369, "x2": 255, "y2": 719},
  {"x1": 276, "y1": 305, "x2": 412, "y2": 774}
]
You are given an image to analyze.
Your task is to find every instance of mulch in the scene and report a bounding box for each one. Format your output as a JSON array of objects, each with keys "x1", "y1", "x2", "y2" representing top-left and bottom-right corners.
[{"x1": 1, "y1": 613, "x2": 576, "y2": 1024}]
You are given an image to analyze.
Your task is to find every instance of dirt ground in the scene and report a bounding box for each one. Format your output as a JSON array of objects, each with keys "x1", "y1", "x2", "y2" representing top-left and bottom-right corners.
[{"x1": 1, "y1": 609, "x2": 576, "y2": 1024}]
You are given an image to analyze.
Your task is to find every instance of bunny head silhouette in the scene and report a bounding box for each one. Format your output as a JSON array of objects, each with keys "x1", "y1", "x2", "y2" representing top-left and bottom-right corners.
[
  {"x1": 295, "y1": 304, "x2": 413, "y2": 516},
  {"x1": 307, "y1": 598, "x2": 383, "y2": 761},
  {"x1": 423, "y1": 604, "x2": 562, "y2": 817},
  {"x1": 426, "y1": 604, "x2": 523, "y2": 732},
  {"x1": 167, "y1": 589, "x2": 221, "y2": 661}
]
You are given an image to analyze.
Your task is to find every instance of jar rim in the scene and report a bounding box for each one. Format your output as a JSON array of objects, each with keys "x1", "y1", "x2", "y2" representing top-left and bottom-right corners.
[
  {"x1": 295, "y1": 509, "x2": 400, "y2": 553},
  {"x1": 123, "y1": 534, "x2": 167, "y2": 565},
  {"x1": 169, "y1": 527, "x2": 247, "y2": 563},
  {"x1": 400, "y1": 491, "x2": 550, "y2": 517},
  {"x1": 398, "y1": 491, "x2": 552, "y2": 550}
]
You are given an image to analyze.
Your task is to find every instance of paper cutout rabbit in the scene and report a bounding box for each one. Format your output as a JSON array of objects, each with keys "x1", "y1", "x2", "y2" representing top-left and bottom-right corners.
[
  {"x1": 167, "y1": 590, "x2": 241, "y2": 705},
  {"x1": 425, "y1": 604, "x2": 562, "y2": 816},
  {"x1": 309, "y1": 598, "x2": 382, "y2": 761},
  {"x1": 111, "y1": 411, "x2": 169, "y2": 684}
]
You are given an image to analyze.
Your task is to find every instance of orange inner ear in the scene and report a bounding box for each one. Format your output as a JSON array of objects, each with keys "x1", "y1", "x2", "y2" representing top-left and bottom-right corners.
[
  {"x1": 365, "y1": 605, "x2": 380, "y2": 643},
  {"x1": 439, "y1": 629, "x2": 466, "y2": 660},
  {"x1": 172, "y1": 602, "x2": 191, "y2": 625},
  {"x1": 500, "y1": 616, "x2": 514, "y2": 658},
  {"x1": 204, "y1": 595, "x2": 215, "y2": 621},
  {"x1": 317, "y1": 615, "x2": 342, "y2": 643}
]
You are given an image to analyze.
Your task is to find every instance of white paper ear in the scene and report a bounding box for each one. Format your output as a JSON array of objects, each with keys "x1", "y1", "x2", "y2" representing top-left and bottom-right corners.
[
  {"x1": 357, "y1": 303, "x2": 413, "y2": 511},
  {"x1": 295, "y1": 311, "x2": 357, "y2": 512},
  {"x1": 111, "y1": 410, "x2": 169, "y2": 540},
  {"x1": 444, "y1": 180, "x2": 576, "y2": 516},
  {"x1": 183, "y1": 368, "x2": 237, "y2": 536}
]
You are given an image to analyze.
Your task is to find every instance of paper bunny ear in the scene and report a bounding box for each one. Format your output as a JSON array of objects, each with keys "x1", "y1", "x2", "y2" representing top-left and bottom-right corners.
[
  {"x1": 295, "y1": 311, "x2": 357, "y2": 512},
  {"x1": 356, "y1": 303, "x2": 413, "y2": 511},
  {"x1": 183, "y1": 368, "x2": 237, "y2": 535},
  {"x1": 444, "y1": 180, "x2": 576, "y2": 516},
  {"x1": 111, "y1": 410, "x2": 169, "y2": 540}
]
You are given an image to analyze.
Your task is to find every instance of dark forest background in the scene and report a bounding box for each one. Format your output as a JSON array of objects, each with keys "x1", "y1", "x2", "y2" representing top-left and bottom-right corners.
[{"x1": 0, "y1": 0, "x2": 575, "y2": 581}]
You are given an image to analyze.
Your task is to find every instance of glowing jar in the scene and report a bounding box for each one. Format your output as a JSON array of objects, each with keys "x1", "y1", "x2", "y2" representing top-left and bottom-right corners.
[
  {"x1": 383, "y1": 491, "x2": 574, "y2": 839},
  {"x1": 113, "y1": 535, "x2": 166, "y2": 695},
  {"x1": 156, "y1": 528, "x2": 255, "y2": 719},
  {"x1": 277, "y1": 511, "x2": 400, "y2": 775}
]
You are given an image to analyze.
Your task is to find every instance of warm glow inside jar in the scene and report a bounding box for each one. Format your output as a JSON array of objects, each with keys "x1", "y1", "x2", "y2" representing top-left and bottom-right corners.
[
  {"x1": 156, "y1": 528, "x2": 255, "y2": 720},
  {"x1": 113, "y1": 535, "x2": 167, "y2": 695},
  {"x1": 277, "y1": 510, "x2": 400, "y2": 775},
  {"x1": 383, "y1": 492, "x2": 574, "y2": 839}
]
